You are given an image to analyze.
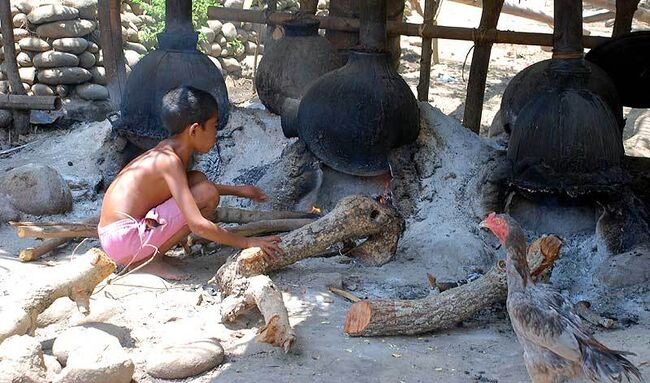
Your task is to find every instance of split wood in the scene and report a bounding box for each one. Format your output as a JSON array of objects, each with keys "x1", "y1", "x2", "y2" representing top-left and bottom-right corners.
[
  {"x1": 0, "y1": 248, "x2": 116, "y2": 343},
  {"x1": 11, "y1": 208, "x2": 318, "y2": 240},
  {"x1": 210, "y1": 195, "x2": 402, "y2": 352},
  {"x1": 18, "y1": 217, "x2": 100, "y2": 262},
  {"x1": 343, "y1": 235, "x2": 562, "y2": 337}
]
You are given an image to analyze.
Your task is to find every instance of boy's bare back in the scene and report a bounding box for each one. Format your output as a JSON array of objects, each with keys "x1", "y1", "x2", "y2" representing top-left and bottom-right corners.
[{"x1": 99, "y1": 140, "x2": 188, "y2": 228}]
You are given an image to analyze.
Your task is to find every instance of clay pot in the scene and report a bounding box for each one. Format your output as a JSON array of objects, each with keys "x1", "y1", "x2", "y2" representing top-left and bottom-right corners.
[{"x1": 255, "y1": 18, "x2": 342, "y2": 115}]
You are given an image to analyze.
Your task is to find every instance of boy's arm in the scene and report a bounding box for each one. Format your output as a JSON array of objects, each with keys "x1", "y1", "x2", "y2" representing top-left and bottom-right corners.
[
  {"x1": 162, "y1": 157, "x2": 280, "y2": 254},
  {"x1": 215, "y1": 184, "x2": 269, "y2": 202}
]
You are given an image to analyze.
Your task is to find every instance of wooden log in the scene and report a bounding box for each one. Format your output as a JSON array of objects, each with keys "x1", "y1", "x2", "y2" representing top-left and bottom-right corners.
[
  {"x1": 228, "y1": 218, "x2": 315, "y2": 236},
  {"x1": 207, "y1": 7, "x2": 610, "y2": 48},
  {"x1": 587, "y1": 0, "x2": 650, "y2": 24},
  {"x1": 19, "y1": 238, "x2": 70, "y2": 262},
  {"x1": 343, "y1": 235, "x2": 561, "y2": 337},
  {"x1": 462, "y1": 0, "x2": 504, "y2": 134},
  {"x1": 214, "y1": 207, "x2": 319, "y2": 224},
  {"x1": 0, "y1": 94, "x2": 62, "y2": 111},
  {"x1": 98, "y1": 0, "x2": 127, "y2": 108},
  {"x1": 211, "y1": 195, "x2": 402, "y2": 350},
  {"x1": 18, "y1": 217, "x2": 101, "y2": 262},
  {"x1": 10, "y1": 222, "x2": 99, "y2": 239},
  {"x1": 613, "y1": 0, "x2": 641, "y2": 37},
  {"x1": 584, "y1": 11, "x2": 616, "y2": 23},
  {"x1": 417, "y1": 0, "x2": 441, "y2": 101},
  {"x1": 0, "y1": 0, "x2": 29, "y2": 135},
  {"x1": 0, "y1": 248, "x2": 116, "y2": 343}
]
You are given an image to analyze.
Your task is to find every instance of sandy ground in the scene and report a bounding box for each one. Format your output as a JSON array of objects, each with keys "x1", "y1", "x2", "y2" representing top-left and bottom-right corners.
[{"x1": 1, "y1": 3, "x2": 650, "y2": 382}]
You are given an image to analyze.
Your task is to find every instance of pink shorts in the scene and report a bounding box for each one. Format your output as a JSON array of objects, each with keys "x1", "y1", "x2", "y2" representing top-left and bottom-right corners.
[{"x1": 97, "y1": 198, "x2": 187, "y2": 266}]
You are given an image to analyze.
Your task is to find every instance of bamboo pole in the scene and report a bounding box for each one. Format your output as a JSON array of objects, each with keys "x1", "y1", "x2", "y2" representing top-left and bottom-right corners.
[
  {"x1": 206, "y1": 7, "x2": 610, "y2": 48},
  {"x1": 449, "y1": 0, "x2": 553, "y2": 26},
  {"x1": 0, "y1": 95, "x2": 61, "y2": 110},
  {"x1": 462, "y1": 0, "x2": 505, "y2": 134},
  {"x1": 0, "y1": 0, "x2": 30, "y2": 135},
  {"x1": 417, "y1": 0, "x2": 441, "y2": 101}
]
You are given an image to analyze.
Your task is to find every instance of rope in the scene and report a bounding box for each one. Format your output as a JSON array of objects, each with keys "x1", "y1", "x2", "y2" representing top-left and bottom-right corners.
[{"x1": 472, "y1": 28, "x2": 491, "y2": 45}]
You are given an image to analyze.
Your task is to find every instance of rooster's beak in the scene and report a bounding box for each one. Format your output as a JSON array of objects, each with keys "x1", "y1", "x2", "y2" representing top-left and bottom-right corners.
[{"x1": 479, "y1": 219, "x2": 489, "y2": 229}]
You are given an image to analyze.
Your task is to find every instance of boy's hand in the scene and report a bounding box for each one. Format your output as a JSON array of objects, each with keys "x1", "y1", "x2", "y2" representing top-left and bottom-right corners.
[
  {"x1": 240, "y1": 185, "x2": 269, "y2": 202},
  {"x1": 247, "y1": 235, "x2": 283, "y2": 260}
]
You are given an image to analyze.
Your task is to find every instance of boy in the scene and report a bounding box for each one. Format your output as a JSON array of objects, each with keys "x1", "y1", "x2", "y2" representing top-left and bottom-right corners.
[{"x1": 98, "y1": 86, "x2": 282, "y2": 280}]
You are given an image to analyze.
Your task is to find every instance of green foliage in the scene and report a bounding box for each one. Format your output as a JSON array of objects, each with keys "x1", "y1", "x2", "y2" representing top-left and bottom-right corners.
[
  {"x1": 227, "y1": 38, "x2": 244, "y2": 51},
  {"x1": 129, "y1": 0, "x2": 221, "y2": 49}
]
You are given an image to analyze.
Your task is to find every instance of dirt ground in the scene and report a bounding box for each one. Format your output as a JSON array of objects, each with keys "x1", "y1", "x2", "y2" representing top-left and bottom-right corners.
[{"x1": 1, "y1": 2, "x2": 649, "y2": 382}]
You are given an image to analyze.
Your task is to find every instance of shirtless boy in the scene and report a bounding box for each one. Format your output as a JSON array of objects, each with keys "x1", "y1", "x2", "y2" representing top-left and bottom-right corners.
[{"x1": 98, "y1": 86, "x2": 282, "y2": 280}]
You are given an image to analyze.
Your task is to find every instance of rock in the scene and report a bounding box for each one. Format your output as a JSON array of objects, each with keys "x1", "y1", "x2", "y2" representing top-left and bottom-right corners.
[
  {"x1": 245, "y1": 41, "x2": 258, "y2": 55},
  {"x1": 208, "y1": 20, "x2": 223, "y2": 35},
  {"x1": 13, "y1": 0, "x2": 33, "y2": 14},
  {"x1": 121, "y1": 12, "x2": 142, "y2": 28},
  {"x1": 199, "y1": 26, "x2": 216, "y2": 44},
  {"x1": 221, "y1": 57, "x2": 241, "y2": 74},
  {"x1": 224, "y1": 0, "x2": 245, "y2": 8},
  {"x1": 19, "y1": 37, "x2": 51, "y2": 52},
  {"x1": 208, "y1": 55, "x2": 224, "y2": 75},
  {"x1": 123, "y1": 41, "x2": 147, "y2": 55},
  {"x1": 17, "y1": 51, "x2": 33, "y2": 67},
  {"x1": 61, "y1": 0, "x2": 98, "y2": 19},
  {"x1": 146, "y1": 338, "x2": 224, "y2": 379},
  {"x1": 76, "y1": 83, "x2": 108, "y2": 100},
  {"x1": 23, "y1": 82, "x2": 31, "y2": 92},
  {"x1": 28, "y1": 5, "x2": 79, "y2": 25},
  {"x1": 13, "y1": 12, "x2": 29, "y2": 28},
  {"x1": 125, "y1": 28, "x2": 139, "y2": 43},
  {"x1": 32, "y1": 83, "x2": 56, "y2": 96},
  {"x1": 140, "y1": 14, "x2": 156, "y2": 26},
  {"x1": 243, "y1": 22, "x2": 253, "y2": 31},
  {"x1": 210, "y1": 42, "x2": 222, "y2": 57},
  {"x1": 13, "y1": 27, "x2": 31, "y2": 40},
  {"x1": 78, "y1": 51, "x2": 96, "y2": 68},
  {"x1": 0, "y1": 164, "x2": 73, "y2": 215},
  {"x1": 34, "y1": 51, "x2": 80, "y2": 68},
  {"x1": 36, "y1": 19, "x2": 96, "y2": 39},
  {"x1": 89, "y1": 66, "x2": 107, "y2": 85},
  {"x1": 52, "y1": 326, "x2": 122, "y2": 366},
  {"x1": 199, "y1": 39, "x2": 212, "y2": 54},
  {"x1": 237, "y1": 29, "x2": 249, "y2": 42},
  {"x1": 0, "y1": 335, "x2": 48, "y2": 383},
  {"x1": 217, "y1": 35, "x2": 227, "y2": 46},
  {"x1": 222, "y1": 22, "x2": 238, "y2": 41},
  {"x1": 87, "y1": 41, "x2": 99, "y2": 53},
  {"x1": 19, "y1": 66, "x2": 36, "y2": 85},
  {"x1": 121, "y1": 2, "x2": 132, "y2": 13},
  {"x1": 594, "y1": 248, "x2": 650, "y2": 288},
  {"x1": 0, "y1": 81, "x2": 9, "y2": 94},
  {"x1": 95, "y1": 50, "x2": 103, "y2": 65},
  {"x1": 52, "y1": 37, "x2": 89, "y2": 54},
  {"x1": 56, "y1": 84, "x2": 70, "y2": 97},
  {"x1": 44, "y1": 354, "x2": 63, "y2": 381},
  {"x1": 38, "y1": 67, "x2": 92, "y2": 85},
  {"x1": 55, "y1": 342, "x2": 134, "y2": 383},
  {"x1": 123, "y1": 49, "x2": 141, "y2": 67},
  {"x1": 0, "y1": 109, "x2": 12, "y2": 129},
  {"x1": 0, "y1": 197, "x2": 21, "y2": 224}
]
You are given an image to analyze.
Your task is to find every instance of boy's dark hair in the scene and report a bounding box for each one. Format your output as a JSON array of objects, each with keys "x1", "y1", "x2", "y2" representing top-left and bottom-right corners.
[{"x1": 160, "y1": 86, "x2": 219, "y2": 135}]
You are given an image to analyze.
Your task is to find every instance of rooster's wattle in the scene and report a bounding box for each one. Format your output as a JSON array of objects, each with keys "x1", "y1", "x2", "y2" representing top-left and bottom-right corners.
[{"x1": 481, "y1": 212, "x2": 643, "y2": 383}]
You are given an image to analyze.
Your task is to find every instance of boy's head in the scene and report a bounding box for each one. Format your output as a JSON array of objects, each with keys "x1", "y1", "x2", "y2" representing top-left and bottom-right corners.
[{"x1": 161, "y1": 86, "x2": 219, "y2": 152}]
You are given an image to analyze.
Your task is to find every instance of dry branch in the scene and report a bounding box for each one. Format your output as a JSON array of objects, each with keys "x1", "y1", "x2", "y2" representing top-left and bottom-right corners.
[
  {"x1": 19, "y1": 238, "x2": 70, "y2": 262},
  {"x1": 211, "y1": 195, "x2": 402, "y2": 351},
  {"x1": 0, "y1": 248, "x2": 115, "y2": 343},
  {"x1": 11, "y1": 222, "x2": 98, "y2": 239},
  {"x1": 344, "y1": 235, "x2": 561, "y2": 337},
  {"x1": 214, "y1": 207, "x2": 319, "y2": 224},
  {"x1": 0, "y1": 94, "x2": 61, "y2": 110}
]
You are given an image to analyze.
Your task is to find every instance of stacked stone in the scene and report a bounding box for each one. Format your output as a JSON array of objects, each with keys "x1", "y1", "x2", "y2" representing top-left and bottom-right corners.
[{"x1": 0, "y1": 0, "x2": 155, "y2": 104}]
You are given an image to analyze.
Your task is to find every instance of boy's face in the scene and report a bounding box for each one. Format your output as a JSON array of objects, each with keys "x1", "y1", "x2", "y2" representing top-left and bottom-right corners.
[{"x1": 193, "y1": 114, "x2": 218, "y2": 153}]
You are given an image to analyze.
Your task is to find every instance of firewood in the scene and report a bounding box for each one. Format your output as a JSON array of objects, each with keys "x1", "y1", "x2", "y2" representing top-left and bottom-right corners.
[
  {"x1": 19, "y1": 238, "x2": 70, "y2": 262},
  {"x1": 211, "y1": 195, "x2": 402, "y2": 351},
  {"x1": 0, "y1": 248, "x2": 116, "y2": 343},
  {"x1": 574, "y1": 301, "x2": 615, "y2": 329},
  {"x1": 11, "y1": 222, "x2": 99, "y2": 239},
  {"x1": 192, "y1": 218, "x2": 317, "y2": 245},
  {"x1": 343, "y1": 235, "x2": 561, "y2": 337},
  {"x1": 214, "y1": 207, "x2": 319, "y2": 224},
  {"x1": 328, "y1": 287, "x2": 361, "y2": 303}
]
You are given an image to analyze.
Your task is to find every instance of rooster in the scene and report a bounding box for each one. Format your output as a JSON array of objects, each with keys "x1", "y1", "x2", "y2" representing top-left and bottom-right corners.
[{"x1": 480, "y1": 212, "x2": 644, "y2": 383}]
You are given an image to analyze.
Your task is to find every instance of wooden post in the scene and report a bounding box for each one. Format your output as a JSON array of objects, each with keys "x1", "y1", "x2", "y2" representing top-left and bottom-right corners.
[
  {"x1": 0, "y1": 0, "x2": 30, "y2": 135},
  {"x1": 462, "y1": 0, "x2": 504, "y2": 134},
  {"x1": 98, "y1": 0, "x2": 127, "y2": 109},
  {"x1": 265, "y1": 0, "x2": 278, "y2": 51},
  {"x1": 417, "y1": 0, "x2": 441, "y2": 101},
  {"x1": 613, "y1": 0, "x2": 641, "y2": 37}
]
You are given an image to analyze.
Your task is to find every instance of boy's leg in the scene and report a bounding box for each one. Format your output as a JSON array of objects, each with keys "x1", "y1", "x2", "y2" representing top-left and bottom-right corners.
[{"x1": 133, "y1": 171, "x2": 220, "y2": 280}]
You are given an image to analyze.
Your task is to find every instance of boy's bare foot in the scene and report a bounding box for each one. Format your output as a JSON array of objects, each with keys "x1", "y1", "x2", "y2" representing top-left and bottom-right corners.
[{"x1": 136, "y1": 257, "x2": 189, "y2": 281}]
